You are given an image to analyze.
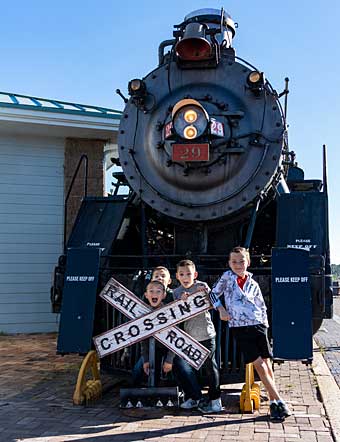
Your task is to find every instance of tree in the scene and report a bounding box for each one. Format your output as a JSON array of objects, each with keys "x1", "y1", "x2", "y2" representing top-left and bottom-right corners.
[{"x1": 331, "y1": 264, "x2": 340, "y2": 280}]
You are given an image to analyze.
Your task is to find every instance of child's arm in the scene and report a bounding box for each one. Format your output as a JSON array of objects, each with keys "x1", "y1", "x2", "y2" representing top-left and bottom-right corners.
[
  {"x1": 209, "y1": 272, "x2": 228, "y2": 308},
  {"x1": 254, "y1": 284, "x2": 268, "y2": 325},
  {"x1": 209, "y1": 272, "x2": 231, "y2": 321}
]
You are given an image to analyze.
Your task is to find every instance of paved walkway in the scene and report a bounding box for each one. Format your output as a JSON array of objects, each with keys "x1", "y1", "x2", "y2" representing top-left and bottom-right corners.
[
  {"x1": 315, "y1": 297, "x2": 340, "y2": 390},
  {"x1": 0, "y1": 331, "x2": 337, "y2": 442}
]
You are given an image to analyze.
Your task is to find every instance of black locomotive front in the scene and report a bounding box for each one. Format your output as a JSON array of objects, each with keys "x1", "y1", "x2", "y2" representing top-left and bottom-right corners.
[{"x1": 53, "y1": 8, "x2": 332, "y2": 378}]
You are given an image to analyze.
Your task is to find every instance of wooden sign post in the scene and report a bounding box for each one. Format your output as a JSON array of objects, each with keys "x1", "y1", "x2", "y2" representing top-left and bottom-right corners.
[{"x1": 93, "y1": 277, "x2": 211, "y2": 370}]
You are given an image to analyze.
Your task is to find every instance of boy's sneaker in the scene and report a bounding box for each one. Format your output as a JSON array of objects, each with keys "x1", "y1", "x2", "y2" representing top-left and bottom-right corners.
[
  {"x1": 198, "y1": 397, "x2": 224, "y2": 413},
  {"x1": 180, "y1": 398, "x2": 199, "y2": 409},
  {"x1": 277, "y1": 401, "x2": 292, "y2": 418},
  {"x1": 269, "y1": 402, "x2": 283, "y2": 422}
]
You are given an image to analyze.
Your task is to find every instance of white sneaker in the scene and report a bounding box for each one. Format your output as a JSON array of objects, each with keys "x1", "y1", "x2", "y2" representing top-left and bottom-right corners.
[
  {"x1": 199, "y1": 397, "x2": 224, "y2": 413},
  {"x1": 180, "y1": 398, "x2": 200, "y2": 409}
]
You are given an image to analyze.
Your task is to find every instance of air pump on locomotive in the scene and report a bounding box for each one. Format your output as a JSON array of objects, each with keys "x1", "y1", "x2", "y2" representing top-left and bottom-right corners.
[{"x1": 53, "y1": 8, "x2": 333, "y2": 387}]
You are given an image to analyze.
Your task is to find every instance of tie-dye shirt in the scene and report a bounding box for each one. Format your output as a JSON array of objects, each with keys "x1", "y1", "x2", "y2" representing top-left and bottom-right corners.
[{"x1": 209, "y1": 270, "x2": 268, "y2": 328}]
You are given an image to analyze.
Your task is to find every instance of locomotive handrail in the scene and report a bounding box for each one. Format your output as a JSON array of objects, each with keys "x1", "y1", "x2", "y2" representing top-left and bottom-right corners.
[
  {"x1": 63, "y1": 154, "x2": 88, "y2": 252},
  {"x1": 158, "y1": 39, "x2": 176, "y2": 65},
  {"x1": 235, "y1": 54, "x2": 287, "y2": 132},
  {"x1": 98, "y1": 253, "x2": 326, "y2": 276}
]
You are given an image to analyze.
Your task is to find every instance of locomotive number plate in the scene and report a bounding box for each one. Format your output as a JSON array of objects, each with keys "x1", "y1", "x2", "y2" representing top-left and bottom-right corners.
[
  {"x1": 210, "y1": 119, "x2": 224, "y2": 137},
  {"x1": 172, "y1": 143, "x2": 209, "y2": 162}
]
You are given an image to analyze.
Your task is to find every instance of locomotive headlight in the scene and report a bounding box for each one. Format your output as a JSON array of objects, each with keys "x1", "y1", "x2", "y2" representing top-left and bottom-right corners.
[
  {"x1": 247, "y1": 71, "x2": 265, "y2": 90},
  {"x1": 128, "y1": 78, "x2": 147, "y2": 97},
  {"x1": 248, "y1": 71, "x2": 262, "y2": 84},
  {"x1": 183, "y1": 125, "x2": 197, "y2": 139},
  {"x1": 184, "y1": 109, "x2": 198, "y2": 123},
  {"x1": 130, "y1": 79, "x2": 142, "y2": 91},
  {"x1": 246, "y1": 71, "x2": 265, "y2": 96},
  {"x1": 172, "y1": 99, "x2": 208, "y2": 140}
]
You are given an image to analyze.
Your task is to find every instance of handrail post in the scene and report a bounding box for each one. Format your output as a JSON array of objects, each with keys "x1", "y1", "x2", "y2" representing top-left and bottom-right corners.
[{"x1": 63, "y1": 154, "x2": 88, "y2": 253}]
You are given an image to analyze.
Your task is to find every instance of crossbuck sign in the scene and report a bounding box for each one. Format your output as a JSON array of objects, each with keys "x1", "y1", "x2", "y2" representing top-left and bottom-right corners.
[{"x1": 93, "y1": 278, "x2": 211, "y2": 370}]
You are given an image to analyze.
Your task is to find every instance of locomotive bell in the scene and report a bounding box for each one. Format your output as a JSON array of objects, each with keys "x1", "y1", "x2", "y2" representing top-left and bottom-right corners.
[
  {"x1": 176, "y1": 23, "x2": 212, "y2": 61},
  {"x1": 183, "y1": 8, "x2": 236, "y2": 48}
]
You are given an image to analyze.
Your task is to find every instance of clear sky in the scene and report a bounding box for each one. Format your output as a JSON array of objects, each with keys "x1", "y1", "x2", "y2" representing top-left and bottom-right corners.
[{"x1": 1, "y1": 0, "x2": 340, "y2": 263}]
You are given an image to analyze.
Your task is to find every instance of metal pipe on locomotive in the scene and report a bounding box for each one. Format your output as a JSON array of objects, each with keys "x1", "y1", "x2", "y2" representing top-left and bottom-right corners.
[{"x1": 53, "y1": 8, "x2": 333, "y2": 388}]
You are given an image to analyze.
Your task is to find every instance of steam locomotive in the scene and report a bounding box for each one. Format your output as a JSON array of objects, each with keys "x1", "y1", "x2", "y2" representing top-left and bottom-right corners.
[{"x1": 54, "y1": 8, "x2": 332, "y2": 373}]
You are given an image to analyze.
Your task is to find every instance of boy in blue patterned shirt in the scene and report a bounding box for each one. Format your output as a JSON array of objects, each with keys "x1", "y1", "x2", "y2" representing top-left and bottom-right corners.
[{"x1": 210, "y1": 247, "x2": 291, "y2": 422}]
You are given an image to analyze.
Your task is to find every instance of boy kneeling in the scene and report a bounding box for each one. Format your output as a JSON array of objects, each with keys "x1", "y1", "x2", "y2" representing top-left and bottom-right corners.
[{"x1": 132, "y1": 280, "x2": 174, "y2": 386}]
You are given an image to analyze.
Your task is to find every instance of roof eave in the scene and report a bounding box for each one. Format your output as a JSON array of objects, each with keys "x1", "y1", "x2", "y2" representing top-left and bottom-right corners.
[{"x1": 0, "y1": 105, "x2": 121, "y2": 140}]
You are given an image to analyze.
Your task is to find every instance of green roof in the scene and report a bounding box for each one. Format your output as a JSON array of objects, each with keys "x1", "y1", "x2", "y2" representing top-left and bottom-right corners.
[{"x1": 0, "y1": 91, "x2": 122, "y2": 120}]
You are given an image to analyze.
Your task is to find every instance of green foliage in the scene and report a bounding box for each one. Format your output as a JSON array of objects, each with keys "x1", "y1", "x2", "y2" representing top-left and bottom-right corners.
[{"x1": 331, "y1": 264, "x2": 340, "y2": 280}]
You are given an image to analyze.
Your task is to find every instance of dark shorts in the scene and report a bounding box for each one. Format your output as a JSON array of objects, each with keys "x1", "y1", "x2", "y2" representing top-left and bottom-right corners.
[{"x1": 232, "y1": 324, "x2": 272, "y2": 364}]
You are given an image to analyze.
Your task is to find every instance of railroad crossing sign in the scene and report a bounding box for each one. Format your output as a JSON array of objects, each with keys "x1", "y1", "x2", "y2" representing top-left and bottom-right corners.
[{"x1": 93, "y1": 277, "x2": 211, "y2": 370}]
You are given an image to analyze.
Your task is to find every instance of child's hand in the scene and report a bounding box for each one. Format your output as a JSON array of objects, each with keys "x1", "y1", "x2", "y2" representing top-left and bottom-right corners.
[
  {"x1": 143, "y1": 362, "x2": 150, "y2": 375},
  {"x1": 163, "y1": 362, "x2": 173, "y2": 373},
  {"x1": 218, "y1": 306, "x2": 230, "y2": 321},
  {"x1": 181, "y1": 292, "x2": 190, "y2": 301}
]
